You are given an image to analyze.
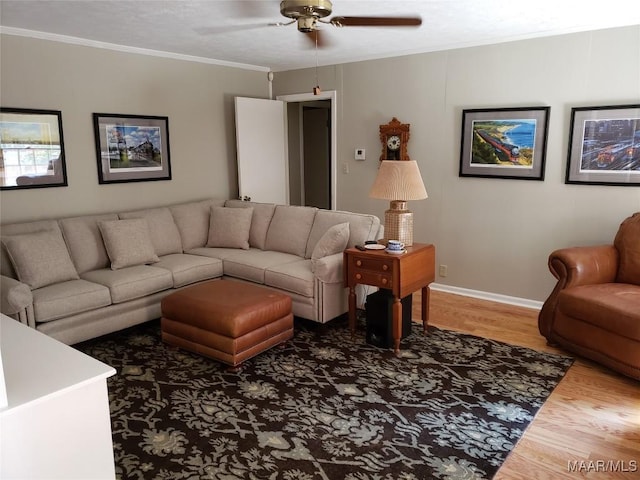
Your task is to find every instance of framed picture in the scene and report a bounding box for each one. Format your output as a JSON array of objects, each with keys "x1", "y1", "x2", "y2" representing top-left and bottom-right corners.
[
  {"x1": 566, "y1": 104, "x2": 640, "y2": 186},
  {"x1": 0, "y1": 107, "x2": 68, "y2": 190},
  {"x1": 93, "y1": 113, "x2": 171, "y2": 184},
  {"x1": 459, "y1": 106, "x2": 550, "y2": 180}
]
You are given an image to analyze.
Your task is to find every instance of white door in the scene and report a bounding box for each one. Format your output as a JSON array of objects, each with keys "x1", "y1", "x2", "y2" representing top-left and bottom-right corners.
[{"x1": 235, "y1": 97, "x2": 288, "y2": 204}]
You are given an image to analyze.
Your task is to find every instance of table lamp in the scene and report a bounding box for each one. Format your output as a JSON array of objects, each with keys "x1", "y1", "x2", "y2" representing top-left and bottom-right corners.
[{"x1": 369, "y1": 160, "x2": 428, "y2": 246}]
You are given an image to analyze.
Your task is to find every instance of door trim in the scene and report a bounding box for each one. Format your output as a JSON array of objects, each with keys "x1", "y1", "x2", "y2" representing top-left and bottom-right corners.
[{"x1": 276, "y1": 90, "x2": 337, "y2": 210}]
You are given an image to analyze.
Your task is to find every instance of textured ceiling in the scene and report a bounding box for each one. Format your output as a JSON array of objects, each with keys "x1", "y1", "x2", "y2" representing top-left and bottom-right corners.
[{"x1": 1, "y1": 0, "x2": 639, "y2": 72}]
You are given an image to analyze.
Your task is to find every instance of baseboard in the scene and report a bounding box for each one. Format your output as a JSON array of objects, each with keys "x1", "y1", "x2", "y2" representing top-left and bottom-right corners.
[{"x1": 430, "y1": 283, "x2": 543, "y2": 311}]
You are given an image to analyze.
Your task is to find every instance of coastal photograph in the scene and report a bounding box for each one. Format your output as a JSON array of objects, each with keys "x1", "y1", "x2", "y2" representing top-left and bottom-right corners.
[
  {"x1": 470, "y1": 119, "x2": 536, "y2": 168},
  {"x1": 459, "y1": 107, "x2": 549, "y2": 180}
]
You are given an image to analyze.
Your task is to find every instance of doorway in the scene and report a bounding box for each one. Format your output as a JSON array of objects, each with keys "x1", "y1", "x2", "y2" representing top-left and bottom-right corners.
[{"x1": 277, "y1": 91, "x2": 337, "y2": 210}]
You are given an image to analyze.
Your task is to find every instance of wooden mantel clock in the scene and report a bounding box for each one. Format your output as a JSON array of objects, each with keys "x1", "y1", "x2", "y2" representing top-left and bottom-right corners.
[{"x1": 379, "y1": 117, "x2": 410, "y2": 161}]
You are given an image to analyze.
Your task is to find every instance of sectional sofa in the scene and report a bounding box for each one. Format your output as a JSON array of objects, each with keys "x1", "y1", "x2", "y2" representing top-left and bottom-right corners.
[{"x1": 1, "y1": 199, "x2": 381, "y2": 345}]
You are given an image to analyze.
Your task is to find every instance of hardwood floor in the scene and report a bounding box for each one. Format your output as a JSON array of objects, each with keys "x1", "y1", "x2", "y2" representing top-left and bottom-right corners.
[{"x1": 417, "y1": 290, "x2": 640, "y2": 479}]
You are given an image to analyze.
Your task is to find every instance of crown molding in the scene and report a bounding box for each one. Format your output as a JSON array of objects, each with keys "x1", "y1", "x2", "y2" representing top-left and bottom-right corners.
[{"x1": 0, "y1": 26, "x2": 270, "y2": 72}]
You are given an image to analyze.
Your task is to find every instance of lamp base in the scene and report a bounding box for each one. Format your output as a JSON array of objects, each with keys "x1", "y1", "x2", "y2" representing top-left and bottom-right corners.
[{"x1": 382, "y1": 200, "x2": 414, "y2": 246}]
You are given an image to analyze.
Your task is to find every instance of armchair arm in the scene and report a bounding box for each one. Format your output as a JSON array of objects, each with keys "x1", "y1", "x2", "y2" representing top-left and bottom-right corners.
[
  {"x1": 548, "y1": 245, "x2": 619, "y2": 287},
  {"x1": 538, "y1": 245, "x2": 618, "y2": 339},
  {"x1": 311, "y1": 252, "x2": 343, "y2": 284},
  {"x1": 1, "y1": 275, "x2": 34, "y2": 326}
]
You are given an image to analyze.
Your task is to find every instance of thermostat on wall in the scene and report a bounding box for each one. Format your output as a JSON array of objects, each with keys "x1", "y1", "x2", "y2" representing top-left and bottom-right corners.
[{"x1": 355, "y1": 148, "x2": 366, "y2": 161}]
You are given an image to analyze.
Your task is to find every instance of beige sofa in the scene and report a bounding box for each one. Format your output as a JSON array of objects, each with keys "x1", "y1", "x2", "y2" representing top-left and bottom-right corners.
[{"x1": 1, "y1": 199, "x2": 380, "y2": 345}]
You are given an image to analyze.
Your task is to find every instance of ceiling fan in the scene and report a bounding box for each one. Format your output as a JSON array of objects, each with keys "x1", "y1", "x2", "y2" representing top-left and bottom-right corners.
[{"x1": 275, "y1": 0, "x2": 422, "y2": 47}]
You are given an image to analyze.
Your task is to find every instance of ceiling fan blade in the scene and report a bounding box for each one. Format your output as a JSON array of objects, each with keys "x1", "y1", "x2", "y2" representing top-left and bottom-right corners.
[
  {"x1": 303, "y1": 29, "x2": 329, "y2": 48},
  {"x1": 330, "y1": 16, "x2": 422, "y2": 27}
]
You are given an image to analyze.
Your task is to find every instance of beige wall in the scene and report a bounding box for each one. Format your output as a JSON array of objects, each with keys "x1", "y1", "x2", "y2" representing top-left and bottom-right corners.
[
  {"x1": 0, "y1": 34, "x2": 267, "y2": 223},
  {"x1": 2, "y1": 28, "x2": 639, "y2": 304},
  {"x1": 273, "y1": 26, "x2": 640, "y2": 302}
]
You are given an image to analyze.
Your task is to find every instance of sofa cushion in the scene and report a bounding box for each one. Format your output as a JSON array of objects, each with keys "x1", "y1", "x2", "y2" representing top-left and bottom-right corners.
[
  {"x1": 265, "y1": 205, "x2": 317, "y2": 257},
  {"x1": 81, "y1": 265, "x2": 173, "y2": 304},
  {"x1": 119, "y1": 207, "x2": 183, "y2": 256},
  {"x1": 265, "y1": 259, "x2": 315, "y2": 297},
  {"x1": 207, "y1": 206, "x2": 253, "y2": 250},
  {"x1": 615, "y1": 212, "x2": 640, "y2": 286},
  {"x1": 311, "y1": 222, "x2": 349, "y2": 260},
  {"x1": 2, "y1": 229, "x2": 80, "y2": 289},
  {"x1": 225, "y1": 200, "x2": 276, "y2": 250},
  {"x1": 154, "y1": 253, "x2": 223, "y2": 288},
  {"x1": 305, "y1": 209, "x2": 380, "y2": 258},
  {"x1": 0, "y1": 220, "x2": 61, "y2": 278},
  {"x1": 99, "y1": 219, "x2": 160, "y2": 270},
  {"x1": 223, "y1": 249, "x2": 303, "y2": 284},
  {"x1": 32, "y1": 279, "x2": 112, "y2": 323},
  {"x1": 59, "y1": 213, "x2": 118, "y2": 274},
  {"x1": 187, "y1": 247, "x2": 248, "y2": 260},
  {"x1": 170, "y1": 199, "x2": 224, "y2": 251}
]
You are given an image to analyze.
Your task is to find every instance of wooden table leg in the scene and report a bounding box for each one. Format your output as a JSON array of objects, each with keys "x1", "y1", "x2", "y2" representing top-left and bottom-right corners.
[
  {"x1": 422, "y1": 285, "x2": 430, "y2": 332},
  {"x1": 392, "y1": 295, "x2": 402, "y2": 354},
  {"x1": 348, "y1": 286, "x2": 357, "y2": 338}
]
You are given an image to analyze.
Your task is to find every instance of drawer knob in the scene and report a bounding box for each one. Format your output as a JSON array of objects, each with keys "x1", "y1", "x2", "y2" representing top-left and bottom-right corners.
[
  {"x1": 356, "y1": 260, "x2": 362, "y2": 267},
  {"x1": 382, "y1": 278, "x2": 387, "y2": 285},
  {"x1": 355, "y1": 273, "x2": 362, "y2": 280},
  {"x1": 382, "y1": 264, "x2": 388, "y2": 271}
]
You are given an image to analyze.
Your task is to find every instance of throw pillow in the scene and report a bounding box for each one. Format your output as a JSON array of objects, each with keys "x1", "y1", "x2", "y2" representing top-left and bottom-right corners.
[
  {"x1": 119, "y1": 207, "x2": 183, "y2": 256},
  {"x1": 614, "y1": 211, "x2": 640, "y2": 285},
  {"x1": 311, "y1": 222, "x2": 350, "y2": 260},
  {"x1": 99, "y1": 219, "x2": 159, "y2": 270},
  {"x1": 2, "y1": 229, "x2": 80, "y2": 289},
  {"x1": 224, "y1": 200, "x2": 276, "y2": 250},
  {"x1": 207, "y1": 206, "x2": 253, "y2": 249}
]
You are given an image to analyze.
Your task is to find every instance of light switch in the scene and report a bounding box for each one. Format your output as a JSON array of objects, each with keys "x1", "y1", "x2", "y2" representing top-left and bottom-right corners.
[{"x1": 355, "y1": 148, "x2": 365, "y2": 161}]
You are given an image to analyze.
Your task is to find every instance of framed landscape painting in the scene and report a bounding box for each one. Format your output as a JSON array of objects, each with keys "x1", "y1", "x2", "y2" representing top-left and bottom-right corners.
[
  {"x1": 459, "y1": 107, "x2": 550, "y2": 180},
  {"x1": 566, "y1": 104, "x2": 640, "y2": 186},
  {"x1": 93, "y1": 113, "x2": 171, "y2": 184},
  {"x1": 0, "y1": 107, "x2": 68, "y2": 190}
]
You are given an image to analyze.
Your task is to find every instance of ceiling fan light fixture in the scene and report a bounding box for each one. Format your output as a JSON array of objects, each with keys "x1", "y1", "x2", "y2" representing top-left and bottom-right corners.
[{"x1": 297, "y1": 16, "x2": 317, "y2": 32}]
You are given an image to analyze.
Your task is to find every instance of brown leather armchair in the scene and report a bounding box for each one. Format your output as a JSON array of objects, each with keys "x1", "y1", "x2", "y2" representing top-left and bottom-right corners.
[{"x1": 538, "y1": 212, "x2": 640, "y2": 380}]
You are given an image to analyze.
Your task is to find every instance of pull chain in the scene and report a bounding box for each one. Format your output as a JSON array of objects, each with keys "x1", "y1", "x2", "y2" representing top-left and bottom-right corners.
[{"x1": 313, "y1": 31, "x2": 321, "y2": 95}]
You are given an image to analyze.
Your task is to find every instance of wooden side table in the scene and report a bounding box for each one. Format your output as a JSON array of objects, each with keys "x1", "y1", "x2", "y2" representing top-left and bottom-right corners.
[{"x1": 344, "y1": 243, "x2": 436, "y2": 353}]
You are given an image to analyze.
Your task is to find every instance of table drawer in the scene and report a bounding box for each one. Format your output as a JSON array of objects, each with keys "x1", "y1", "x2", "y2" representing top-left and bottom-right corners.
[
  {"x1": 353, "y1": 257, "x2": 393, "y2": 272},
  {"x1": 352, "y1": 269, "x2": 393, "y2": 288}
]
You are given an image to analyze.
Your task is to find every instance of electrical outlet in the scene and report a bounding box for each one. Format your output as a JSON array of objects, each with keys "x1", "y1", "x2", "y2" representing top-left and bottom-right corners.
[
  {"x1": 439, "y1": 265, "x2": 448, "y2": 277},
  {"x1": 355, "y1": 148, "x2": 365, "y2": 160}
]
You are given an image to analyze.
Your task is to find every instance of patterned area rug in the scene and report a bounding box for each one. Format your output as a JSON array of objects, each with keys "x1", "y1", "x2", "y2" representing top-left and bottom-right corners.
[{"x1": 76, "y1": 319, "x2": 572, "y2": 480}]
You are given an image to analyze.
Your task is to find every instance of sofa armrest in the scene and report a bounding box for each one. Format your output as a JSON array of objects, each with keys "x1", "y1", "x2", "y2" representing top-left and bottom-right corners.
[
  {"x1": 1, "y1": 275, "x2": 34, "y2": 321},
  {"x1": 538, "y1": 245, "x2": 618, "y2": 339},
  {"x1": 311, "y1": 252, "x2": 344, "y2": 284}
]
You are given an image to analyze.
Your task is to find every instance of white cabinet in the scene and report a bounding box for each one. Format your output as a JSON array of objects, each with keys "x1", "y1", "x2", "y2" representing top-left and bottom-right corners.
[{"x1": 0, "y1": 314, "x2": 116, "y2": 479}]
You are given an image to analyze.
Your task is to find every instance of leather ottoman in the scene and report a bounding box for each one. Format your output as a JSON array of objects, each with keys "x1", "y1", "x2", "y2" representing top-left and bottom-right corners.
[{"x1": 161, "y1": 279, "x2": 293, "y2": 366}]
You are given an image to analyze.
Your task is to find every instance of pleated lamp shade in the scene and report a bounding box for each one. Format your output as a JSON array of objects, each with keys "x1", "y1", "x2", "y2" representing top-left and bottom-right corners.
[{"x1": 369, "y1": 160, "x2": 428, "y2": 246}]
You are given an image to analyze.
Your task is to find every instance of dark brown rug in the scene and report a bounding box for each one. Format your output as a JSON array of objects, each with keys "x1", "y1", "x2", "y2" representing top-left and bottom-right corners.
[{"x1": 76, "y1": 319, "x2": 572, "y2": 480}]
